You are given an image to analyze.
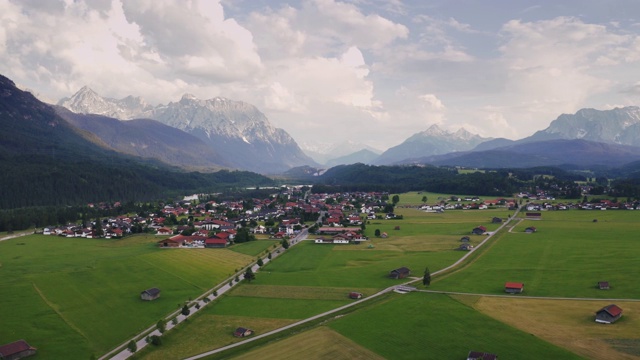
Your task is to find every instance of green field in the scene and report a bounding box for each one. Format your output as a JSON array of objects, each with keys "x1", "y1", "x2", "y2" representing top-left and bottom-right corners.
[
  {"x1": 329, "y1": 293, "x2": 583, "y2": 359},
  {"x1": 0, "y1": 234, "x2": 254, "y2": 359},
  {"x1": 431, "y1": 210, "x2": 640, "y2": 298},
  {"x1": 229, "y1": 240, "x2": 279, "y2": 256}
]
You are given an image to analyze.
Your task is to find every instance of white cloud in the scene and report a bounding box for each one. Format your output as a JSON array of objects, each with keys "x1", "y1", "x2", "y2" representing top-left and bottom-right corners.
[{"x1": 419, "y1": 94, "x2": 445, "y2": 110}]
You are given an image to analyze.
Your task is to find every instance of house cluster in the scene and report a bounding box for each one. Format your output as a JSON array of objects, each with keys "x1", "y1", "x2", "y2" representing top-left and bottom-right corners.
[
  {"x1": 158, "y1": 229, "x2": 235, "y2": 248},
  {"x1": 314, "y1": 226, "x2": 368, "y2": 245},
  {"x1": 524, "y1": 199, "x2": 640, "y2": 211},
  {"x1": 42, "y1": 215, "x2": 137, "y2": 239},
  {"x1": 420, "y1": 197, "x2": 517, "y2": 212}
]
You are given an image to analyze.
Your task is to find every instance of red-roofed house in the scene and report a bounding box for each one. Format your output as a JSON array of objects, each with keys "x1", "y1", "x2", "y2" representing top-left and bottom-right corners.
[
  {"x1": 472, "y1": 226, "x2": 487, "y2": 235},
  {"x1": 596, "y1": 304, "x2": 623, "y2": 324},
  {"x1": 0, "y1": 340, "x2": 37, "y2": 360},
  {"x1": 504, "y1": 282, "x2": 524, "y2": 294},
  {"x1": 156, "y1": 227, "x2": 173, "y2": 236}
]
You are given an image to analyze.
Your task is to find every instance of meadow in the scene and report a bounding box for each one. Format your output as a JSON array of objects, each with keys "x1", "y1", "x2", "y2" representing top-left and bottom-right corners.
[
  {"x1": 0, "y1": 234, "x2": 254, "y2": 359},
  {"x1": 431, "y1": 209, "x2": 640, "y2": 298},
  {"x1": 329, "y1": 293, "x2": 583, "y2": 359}
]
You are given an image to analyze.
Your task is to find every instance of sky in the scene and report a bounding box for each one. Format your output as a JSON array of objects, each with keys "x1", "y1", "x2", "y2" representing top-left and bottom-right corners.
[{"x1": 2, "y1": 0, "x2": 640, "y2": 152}]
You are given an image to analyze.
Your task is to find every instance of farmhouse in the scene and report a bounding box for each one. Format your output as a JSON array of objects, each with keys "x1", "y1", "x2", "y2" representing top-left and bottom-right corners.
[
  {"x1": 504, "y1": 282, "x2": 524, "y2": 294},
  {"x1": 205, "y1": 238, "x2": 227, "y2": 248},
  {"x1": 472, "y1": 226, "x2": 487, "y2": 235},
  {"x1": 0, "y1": 340, "x2": 37, "y2": 360},
  {"x1": 349, "y1": 292, "x2": 363, "y2": 299},
  {"x1": 140, "y1": 288, "x2": 161, "y2": 301},
  {"x1": 524, "y1": 226, "x2": 537, "y2": 233},
  {"x1": 389, "y1": 267, "x2": 411, "y2": 279},
  {"x1": 598, "y1": 281, "x2": 610, "y2": 290},
  {"x1": 156, "y1": 227, "x2": 173, "y2": 236},
  {"x1": 157, "y1": 237, "x2": 182, "y2": 248},
  {"x1": 233, "y1": 327, "x2": 254, "y2": 337},
  {"x1": 467, "y1": 351, "x2": 498, "y2": 360},
  {"x1": 595, "y1": 304, "x2": 622, "y2": 324}
]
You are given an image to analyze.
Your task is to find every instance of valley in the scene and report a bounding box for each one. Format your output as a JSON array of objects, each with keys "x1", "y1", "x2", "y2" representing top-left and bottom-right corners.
[{"x1": 3, "y1": 192, "x2": 640, "y2": 359}]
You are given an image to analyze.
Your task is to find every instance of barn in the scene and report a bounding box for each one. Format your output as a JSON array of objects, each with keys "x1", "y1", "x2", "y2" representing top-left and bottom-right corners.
[
  {"x1": 595, "y1": 304, "x2": 622, "y2": 324},
  {"x1": 140, "y1": 288, "x2": 161, "y2": 301},
  {"x1": 0, "y1": 340, "x2": 37, "y2": 360},
  {"x1": 389, "y1": 267, "x2": 411, "y2": 279}
]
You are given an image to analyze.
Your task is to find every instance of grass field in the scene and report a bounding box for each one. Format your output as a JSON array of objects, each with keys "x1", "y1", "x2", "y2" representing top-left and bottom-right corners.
[
  {"x1": 431, "y1": 209, "x2": 640, "y2": 298},
  {"x1": 329, "y1": 292, "x2": 584, "y2": 359},
  {"x1": 470, "y1": 296, "x2": 640, "y2": 359},
  {"x1": 0, "y1": 234, "x2": 254, "y2": 359},
  {"x1": 229, "y1": 240, "x2": 279, "y2": 256},
  {"x1": 231, "y1": 326, "x2": 386, "y2": 360}
]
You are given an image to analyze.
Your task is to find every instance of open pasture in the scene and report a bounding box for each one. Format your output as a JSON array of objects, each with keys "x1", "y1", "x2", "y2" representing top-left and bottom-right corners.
[
  {"x1": 361, "y1": 207, "x2": 509, "y2": 252},
  {"x1": 135, "y1": 315, "x2": 295, "y2": 360},
  {"x1": 471, "y1": 296, "x2": 640, "y2": 360},
  {"x1": 230, "y1": 284, "x2": 379, "y2": 300},
  {"x1": 230, "y1": 326, "x2": 385, "y2": 360},
  {"x1": 256, "y1": 241, "x2": 460, "y2": 288},
  {"x1": 0, "y1": 234, "x2": 253, "y2": 359},
  {"x1": 207, "y1": 296, "x2": 350, "y2": 319},
  {"x1": 391, "y1": 191, "x2": 505, "y2": 206},
  {"x1": 229, "y1": 239, "x2": 279, "y2": 256},
  {"x1": 432, "y1": 209, "x2": 640, "y2": 298},
  {"x1": 329, "y1": 292, "x2": 582, "y2": 359}
]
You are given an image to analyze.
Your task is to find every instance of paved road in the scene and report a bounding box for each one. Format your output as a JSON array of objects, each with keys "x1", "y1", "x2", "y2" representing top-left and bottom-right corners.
[
  {"x1": 102, "y1": 230, "x2": 308, "y2": 360},
  {"x1": 0, "y1": 231, "x2": 33, "y2": 242}
]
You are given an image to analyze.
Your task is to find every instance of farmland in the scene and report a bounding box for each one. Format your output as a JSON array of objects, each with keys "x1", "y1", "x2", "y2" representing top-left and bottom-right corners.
[
  {"x1": 7, "y1": 194, "x2": 640, "y2": 360},
  {"x1": 0, "y1": 234, "x2": 254, "y2": 359}
]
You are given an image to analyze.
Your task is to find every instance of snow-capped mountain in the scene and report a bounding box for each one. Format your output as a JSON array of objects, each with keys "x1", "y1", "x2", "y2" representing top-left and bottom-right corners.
[
  {"x1": 58, "y1": 87, "x2": 153, "y2": 120},
  {"x1": 58, "y1": 88, "x2": 316, "y2": 173},
  {"x1": 527, "y1": 106, "x2": 640, "y2": 146},
  {"x1": 373, "y1": 124, "x2": 492, "y2": 165}
]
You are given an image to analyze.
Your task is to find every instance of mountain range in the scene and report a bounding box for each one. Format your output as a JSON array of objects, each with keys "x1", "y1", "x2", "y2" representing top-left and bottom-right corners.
[
  {"x1": 59, "y1": 87, "x2": 316, "y2": 174},
  {"x1": 17, "y1": 73, "x2": 640, "y2": 174}
]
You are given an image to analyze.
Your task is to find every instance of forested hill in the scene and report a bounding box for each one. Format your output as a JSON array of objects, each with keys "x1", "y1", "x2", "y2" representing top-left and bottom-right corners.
[
  {"x1": 313, "y1": 163, "x2": 588, "y2": 196},
  {"x1": 0, "y1": 74, "x2": 274, "y2": 209}
]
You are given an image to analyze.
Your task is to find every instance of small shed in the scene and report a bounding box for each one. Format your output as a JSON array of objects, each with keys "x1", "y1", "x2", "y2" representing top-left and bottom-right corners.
[
  {"x1": 460, "y1": 236, "x2": 470, "y2": 242},
  {"x1": 492, "y1": 217, "x2": 502, "y2": 223},
  {"x1": 504, "y1": 282, "x2": 524, "y2": 294},
  {"x1": 472, "y1": 226, "x2": 487, "y2": 235},
  {"x1": 389, "y1": 267, "x2": 411, "y2": 279},
  {"x1": 467, "y1": 351, "x2": 498, "y2": 360},
  {"x1": 524, "y1": 226, "x2": 537, "y2": 233},
  {"x1": 140, "y1": 288, "x2": 161, "y2": 301},
  {"x1": 595, "y1": 304, "x2": 622, "y2": 324},
  {"x1": 598, "y1": 281, "x2": 610, "y2": 290},
  {"x1": 349, "y1": 292, "x2": 363, "y2": 299},
  {"x1": 0, "y1": 340, "x2": 37, "y2": 360},
  {"x1": 234, "y1": 327, "x2": 254, "y2": 337},
  {"x1": 459, "y1": 243, "x2": 473, "y2": 251}
]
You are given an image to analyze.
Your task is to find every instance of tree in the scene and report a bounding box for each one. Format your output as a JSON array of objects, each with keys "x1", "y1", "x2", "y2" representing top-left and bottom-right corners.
[
  {"x1": 157, "y1": 319, "x2": 166, "y2": 333},
  {"x1": 181, "y1": 305, "x2": 190, "y2": 316},
  {"x1": 244, "y1": 267, "x2": 256, "y2": 282},
  {"x1": 421, "y1": 195, "x2": 428, "y2": 203},
  {"x1": 392, "y1": 194, "x2": 400, "y2": 205},
  {"x1": 281, "y1": 238, "x2": 290, "y2": 249},
  {"x1": 423, "y1": 267, "x2": 431, "y2": 286},
  {"x1": 374, "y1": 229, "x2": 381, "y2": 237},
  {"x1": 267, "y1": 252, "x2": 272, "y2": 260},
  {"x1": 127, "y1": 340, "x2": 137, "y2": 353},
  {"x1": 150, "y1": 335, "x2": 162, "y2": 346},
  {"x1": 257, "y1": 258, "x2": 264, "y2": 267}
]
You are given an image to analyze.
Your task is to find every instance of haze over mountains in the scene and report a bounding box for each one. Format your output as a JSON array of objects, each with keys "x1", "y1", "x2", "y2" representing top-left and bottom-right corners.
[{"x1": 42, "y1": 79, "x2": 640, "y2": 172}]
